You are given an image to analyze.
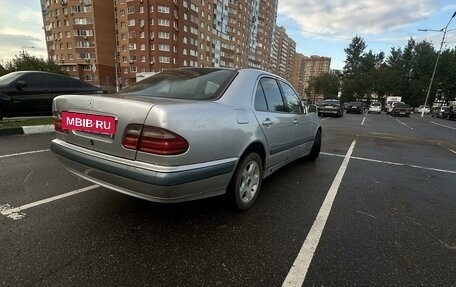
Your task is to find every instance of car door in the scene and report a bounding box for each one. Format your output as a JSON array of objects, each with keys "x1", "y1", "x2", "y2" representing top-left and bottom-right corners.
[
  {"x1": 279, "y1": 81, "x2": 315, "y2": 157},
  {"x1": 9, "y1": 73, "x2": 50, "y2": 115},
  {"x1": 253, "y1": 77, "x2": 295, "y2": 168}
]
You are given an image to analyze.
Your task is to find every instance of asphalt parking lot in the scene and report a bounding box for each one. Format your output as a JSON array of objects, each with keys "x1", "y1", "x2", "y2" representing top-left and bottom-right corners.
[{"x1": 1, "y1": 112, "x2": 455, "y2": 286}]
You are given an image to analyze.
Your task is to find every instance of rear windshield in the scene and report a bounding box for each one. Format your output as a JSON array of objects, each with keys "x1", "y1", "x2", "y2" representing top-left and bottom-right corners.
[
  {"x1": 322, "y1": 100, "x2": 340, "y2": 105},
  {"x1": 349, "y1": 102, "x2": 363, "y2": 106},
  {"x1": 395, "y1": 104, "x2": 410, "y2": 108},
  {"x1": 119, "y1": 68, "x2": 237, "y2": 100},
  {"x1": 371, "y1": 102, "x2": 381, "y2": 106}
]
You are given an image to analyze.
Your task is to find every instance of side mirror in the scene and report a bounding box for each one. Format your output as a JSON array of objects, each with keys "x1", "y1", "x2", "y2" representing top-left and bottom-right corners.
[
  {"x1": 308, "y1": 104, "x2": 317, "y2": 113},
  {"x1": 16, "y1": 80, "x2": 27, "y2": 89}
]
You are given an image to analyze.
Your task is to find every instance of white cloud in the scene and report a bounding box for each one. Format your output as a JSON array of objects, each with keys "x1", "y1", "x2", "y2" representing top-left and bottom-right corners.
[
  {"x1": 0, "y1": 0, "x2": 47, "y2": 62},
  {"x1": 278, "y1": 0, "x2": 437, "y2": 37}
]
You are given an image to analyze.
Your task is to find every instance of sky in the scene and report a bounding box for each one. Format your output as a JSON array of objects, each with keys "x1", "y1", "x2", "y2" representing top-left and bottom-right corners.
[{"x1": 0, "y1": 0, "x2": 455, "y2": 70}]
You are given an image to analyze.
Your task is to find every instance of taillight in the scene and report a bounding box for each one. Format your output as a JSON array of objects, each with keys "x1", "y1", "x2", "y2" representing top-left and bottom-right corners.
[
  {"x1": 53, "y1": 114, "x2": 68, "y2": 134},
  {"x1": 122, "y1": 125, "x2": 188, "y2": 155},
  {"x1": 122, "y1": 124, "x2": 142, "y2": 150}
]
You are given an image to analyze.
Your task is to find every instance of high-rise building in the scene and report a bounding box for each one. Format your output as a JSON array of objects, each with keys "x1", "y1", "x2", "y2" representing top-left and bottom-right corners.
[
  {"x1": 41, "y1": 0, "x2": 282, "y2": 89},
  {"x1": 114, "y1": 0, "x2": 278, "y2": 87},
  {"x1": 269, "y1": 26, "x2": 295, "y2": 82},
  {"x1": 291, "y1": 53, "x2": 331, "y2": 100},
  {"x1": 41, "y1": 0, "x2": 116, "y2": 90}
]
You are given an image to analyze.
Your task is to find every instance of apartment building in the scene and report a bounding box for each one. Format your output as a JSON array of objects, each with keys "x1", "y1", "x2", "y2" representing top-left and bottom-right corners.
[
  {"x1": 41, "y1": 0, "x2": 280, "y2": 89},
  {"x1": 269, "y1": 26, "x2": 296, "y2": 82},
  {"x1": 41, "y1": 0, "x2": 116, "y2": 90},
  {"x1": 115, "y1": 0, "x2": 277, "y2": 86},
  {"x1": 291, "y1": 53, "x2": 331, "y2": 100}
]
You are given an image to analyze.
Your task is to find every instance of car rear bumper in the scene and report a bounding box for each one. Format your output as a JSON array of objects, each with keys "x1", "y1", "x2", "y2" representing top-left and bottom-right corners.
[{"x1": 51, "y1": 139, "x2": 237, "y2": 203}]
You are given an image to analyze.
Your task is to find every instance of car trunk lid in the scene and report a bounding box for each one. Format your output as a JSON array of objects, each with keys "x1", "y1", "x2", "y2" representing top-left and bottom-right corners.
[{"x1": 53, "y1": 94, "x2": 155, "y2": 160}]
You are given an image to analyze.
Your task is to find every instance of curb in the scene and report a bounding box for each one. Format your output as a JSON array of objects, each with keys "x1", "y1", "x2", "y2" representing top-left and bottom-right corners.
[{"x1": 0, "y1": 125, "x2": 54, "y2": 137}]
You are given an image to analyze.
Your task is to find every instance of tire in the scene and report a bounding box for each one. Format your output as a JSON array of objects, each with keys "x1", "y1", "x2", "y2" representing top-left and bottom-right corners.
[
  {"x1": 229, "y1": 153, "x2": 263, "y2": 211},
  {"x1": 307, "y1": 129, "x2": 321, "y2": 161}
]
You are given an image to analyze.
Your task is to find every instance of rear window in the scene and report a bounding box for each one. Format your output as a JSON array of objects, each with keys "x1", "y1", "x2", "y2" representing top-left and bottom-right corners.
[
  {"x1": 395, "y1": 104, "x2": 410, "y2": 108},
  {"x1": 371, "y1": 102, "x2": 381, "y2": 106},
  {"x1": 119, "y1": 68, "x2": 237, "y2": 100}
]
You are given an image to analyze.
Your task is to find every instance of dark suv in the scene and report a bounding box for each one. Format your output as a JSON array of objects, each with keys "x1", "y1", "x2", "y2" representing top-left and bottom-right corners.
[{"x1": 0, "y1": 71, "x2": 101, "y2": 120}]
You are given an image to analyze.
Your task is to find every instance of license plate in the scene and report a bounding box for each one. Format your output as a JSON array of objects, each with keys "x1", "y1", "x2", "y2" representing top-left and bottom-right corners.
[{"x1": 61, "y1": 111, "x2": 116, "y2": 135}]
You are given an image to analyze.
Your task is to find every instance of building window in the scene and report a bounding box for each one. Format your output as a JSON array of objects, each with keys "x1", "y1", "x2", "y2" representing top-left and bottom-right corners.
[
  {"x1": 159, "y1": 56, "x2": 170, "y2": 63},
  {"x1": 127, "y1": 6, "x2": 135, "y2": 14},
  {"x1": 128, "y1": 19, "x2": 135, "y2": 26},
  {"x1": 158, "y1": 32, "x2": 169, "y2": 39},
  {"x1": 158, "y1": 19, "x2": 169, "y2": 26},
  {"x1": 130, "y1": 66, "x2": 137, "y2": 72},
  {"x1": 157, "y1": 6, "x2": 169, "y2": 13},
  {"x1": 158, "y1": 44, "x2": 170, "y2": 51}
]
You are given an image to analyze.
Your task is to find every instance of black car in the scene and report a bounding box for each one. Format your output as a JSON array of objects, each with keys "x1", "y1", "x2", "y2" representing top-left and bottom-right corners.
[
  {"x1": 0, "y1": 71, "x2": 101, "y2": 120},
  {"x1": 447, "y1": 105, "x2": 456, "y2": 120},
  {"x1": 346, "y1": 102, "x2": 364, "y2": 114},
  {"x1": 318, "y1": 99, "x2": 343, "y2": 117},
  {"x1": 391, "y1": 103, "x2": 411, "y2": 117}
]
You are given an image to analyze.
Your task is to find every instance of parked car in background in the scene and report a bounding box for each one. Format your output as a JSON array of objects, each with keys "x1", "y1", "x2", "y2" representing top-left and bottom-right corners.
[
  {"x1": 0, "y1": 71, "x2": 102, "y2": 120},
  {"x1": 440, "y1": 106, "x2": 451, "y2": 119},
  {"x1": 346, "y1": 101, "x2": 364, "y2": 114},
  {"x1": 431, "y1": 107, "x2": 440, "y2": 117},
  {"x1": 50, "y1": 68, "x2": 322, "y2": 211},
  {"x1": 414, "y1": 105, "x2": 430, "y2": 114},
  {"x1": 391, "y1": 103, "x2": 412, "y2": 117},
  {"x1": 447, "y1": 105, "x2": 456, "y2": 120},
  {"x1": 318, "y1": 99, "x2": 343, "y2": 117},
  {"x1": 387, "y1": 101, "x2": 405, "y2": 114},
  {"x1": 368, "y1": 102, "x2": 382, "y2": 114}
]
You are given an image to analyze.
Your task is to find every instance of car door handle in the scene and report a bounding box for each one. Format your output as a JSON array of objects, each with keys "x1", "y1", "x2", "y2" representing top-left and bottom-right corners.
[{"x1": 262, "y1": 118, "x2": 273, "y2": 127}]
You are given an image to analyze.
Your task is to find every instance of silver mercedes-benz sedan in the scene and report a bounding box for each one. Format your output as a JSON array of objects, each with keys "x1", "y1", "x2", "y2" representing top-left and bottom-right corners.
[{"x1": 51, "y1": 68, "x2": 321, "y2": 210}]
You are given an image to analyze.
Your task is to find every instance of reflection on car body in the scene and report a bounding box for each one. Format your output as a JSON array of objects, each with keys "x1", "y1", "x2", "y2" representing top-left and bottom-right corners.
[
  {"x1": 0, "y1": 71, "x2": 101, "y2": 120},
  {"x1": 50, "y1": 68, "x2": 322, "y2": 210}
]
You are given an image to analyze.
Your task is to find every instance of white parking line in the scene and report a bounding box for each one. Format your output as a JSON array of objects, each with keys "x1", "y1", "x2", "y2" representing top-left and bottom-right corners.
[
  {"x1": 438, "y1": 143, "x2": 456, "y2": 155},
  {"x1": 430, "y1": 121, "x2": 456, "y2": 131},
  {"x1": 395, "y1": 119, "x2": 414, "y2": 130},
  {"x1": 321, "y1": 152, "x2": 456, "y2": 174},
  {"x1": 320, "y1": 117, "x2": 330, "y2": 122},
  {"x1": 0, "y1": 149, "x2": 50, "y2": 159},
  {"x1": 361, "y1": 117, "x2": 366, "y2": 125},
  {"x1": 282, "y1": 140, "x2": 356, "y2": 287},
  {"x1": 0, "y1": 185, "x2": 99, "y2": 220}
]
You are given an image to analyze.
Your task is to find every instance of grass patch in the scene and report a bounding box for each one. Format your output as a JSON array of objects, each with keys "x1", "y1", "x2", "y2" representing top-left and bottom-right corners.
[{"x1": 0, "y1": 117, "x2": 53, "y2": 129}]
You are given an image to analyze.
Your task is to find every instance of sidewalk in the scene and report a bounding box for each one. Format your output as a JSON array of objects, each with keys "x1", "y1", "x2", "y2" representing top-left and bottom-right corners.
[{"x1": 0, "y1": 124, "x2": 54, "y2": 136}]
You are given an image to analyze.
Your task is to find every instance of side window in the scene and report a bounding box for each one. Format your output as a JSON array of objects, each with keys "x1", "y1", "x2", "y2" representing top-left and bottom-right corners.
[
  {"x1": 280, "y1": 81, "x2": 303, "y2": 114},
  {"x1": 20, "y1": 74, "x2": 48, "y2": 89},
  {"x1": 48, "y1": 75, "x2": 78, "y2": 89},
  {"x1": 254, "y1": 82, "x2": 268, "y2": 111},
  {"x1": 260, "y1": 77, "x2": 285, "y2": 112}
]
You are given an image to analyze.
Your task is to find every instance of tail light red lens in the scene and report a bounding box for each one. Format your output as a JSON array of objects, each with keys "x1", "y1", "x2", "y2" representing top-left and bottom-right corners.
[{"x1": 122, "y1": 125, "x2": 188, "y2": 155}]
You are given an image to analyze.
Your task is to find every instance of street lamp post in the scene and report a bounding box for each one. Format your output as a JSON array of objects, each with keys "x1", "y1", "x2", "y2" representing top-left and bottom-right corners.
[{"x1": 418, "y1": 11, "x2": 456, "y2": 118}]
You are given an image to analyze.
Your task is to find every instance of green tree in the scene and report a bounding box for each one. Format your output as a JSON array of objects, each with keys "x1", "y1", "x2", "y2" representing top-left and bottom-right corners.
[
  {"x1": 1, "y1": 52, "x2": 66, "y2": 76},
  {"x1": 307, "y1": 72, "x2": 341, "y2": 100}
]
